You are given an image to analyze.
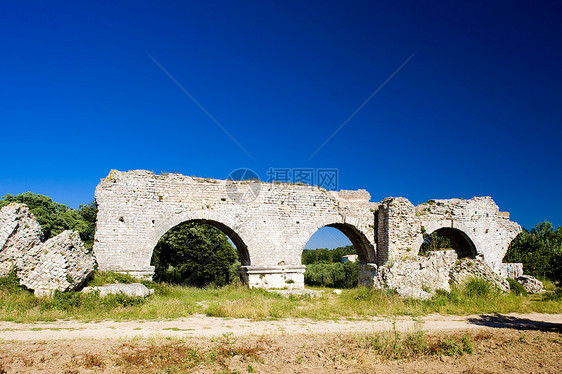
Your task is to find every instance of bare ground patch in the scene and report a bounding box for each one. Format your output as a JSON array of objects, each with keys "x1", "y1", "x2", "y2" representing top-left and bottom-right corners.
[{"x1": 0, "y1": 314, "x2": 560, "y2": 373}]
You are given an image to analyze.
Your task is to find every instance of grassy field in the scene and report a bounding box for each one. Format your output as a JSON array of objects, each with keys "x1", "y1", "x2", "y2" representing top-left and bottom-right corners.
[{"x1": 0, "y1": 271, "x2": 560, "y2": 322}]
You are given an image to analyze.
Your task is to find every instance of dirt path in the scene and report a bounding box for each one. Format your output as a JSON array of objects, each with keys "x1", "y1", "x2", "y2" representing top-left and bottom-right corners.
[
  {"x1": 0, "y1": 314, "x2": 560, "y2": 373},
  {"x1": 0, "y1": 313, "x2": 560, "y2": 341}
]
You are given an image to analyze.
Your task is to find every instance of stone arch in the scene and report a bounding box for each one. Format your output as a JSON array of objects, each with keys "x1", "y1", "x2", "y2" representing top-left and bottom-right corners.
[
  {"x1": 421, "y1": 224, "x2": 478, "y2": 259},
  {"x1": 299, "y1": 215, "x2": 376, "y2": 263},
  {"x1": 145, "y1": 210, "x2": 251, "y2": 267}
]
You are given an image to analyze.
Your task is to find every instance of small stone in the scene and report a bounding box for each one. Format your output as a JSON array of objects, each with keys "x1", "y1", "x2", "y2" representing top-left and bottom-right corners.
[{"x1": 82, "y1": 283, "x2": 154, "y2": 297}]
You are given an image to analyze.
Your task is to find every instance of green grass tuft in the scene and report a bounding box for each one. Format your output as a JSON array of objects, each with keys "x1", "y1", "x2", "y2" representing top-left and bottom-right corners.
[{"x1": 507, "y1": 278, "x2": 527, "y2": 296}]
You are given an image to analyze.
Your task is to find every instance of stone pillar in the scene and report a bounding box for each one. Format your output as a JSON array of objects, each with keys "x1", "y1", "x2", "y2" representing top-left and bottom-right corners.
[
  {"x1": 239, "y1": 265, "x2": 306, "y2": 289},
  {"x1": 377, "y1": 197, "x2": 422, "y2": 265},
  {"x1": 358, "y1": 262, "x2": 378, "y2": 286}
]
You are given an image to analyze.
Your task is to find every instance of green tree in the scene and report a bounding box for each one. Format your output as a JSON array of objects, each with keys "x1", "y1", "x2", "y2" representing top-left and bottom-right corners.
[
  {"x1": 302, "y1": 245, "x2": 358, "y2": 288},
  {"x1": 419, "y1": 231, "x2": 453, "y2": 255},
  {"x1": 302, "y1": 245, "x2": 355, "y2": 265},
  {"x1": 77, "y1": 201, "x2": 97, "y2": 247},
  {"x1": 151, "y1": 221, "x2": 239, "y2": 287},
  {"x1": 304, "y1": 261, "x2": 358, "y2": 288},
  {"x1": 504, "y1": 222, "x2": 562, "y2": 282},
  {"x1": 0, "y1": 193, "x2": 97, "y2": 249}
]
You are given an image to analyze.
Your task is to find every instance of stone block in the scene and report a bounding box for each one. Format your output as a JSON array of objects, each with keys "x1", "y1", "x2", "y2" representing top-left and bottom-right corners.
[
  {"x1": 0, "y1": 203, "x2": 43, "y2": 276},
  {"x1": 19, "y1": 230, "x2": 96, "y2": 296},
  {"x1": 82, "y1": 283, "x2": 154, "y2": 297}
]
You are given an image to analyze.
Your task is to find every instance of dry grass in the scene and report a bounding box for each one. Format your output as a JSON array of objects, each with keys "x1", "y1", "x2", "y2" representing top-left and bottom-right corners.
[
  {"x1": 59, "y1": 330, "x2": 475, "y2": 373},
  {"x1": 2, "y1": 329, "x2": 561, "y2": 373},
  {"x1": 0, "y1": 271, "x2": 561, "y2": 322}
]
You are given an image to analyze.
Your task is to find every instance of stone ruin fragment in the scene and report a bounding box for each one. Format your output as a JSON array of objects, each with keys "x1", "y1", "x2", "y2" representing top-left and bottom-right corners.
[{"x1": 0, "y1": 203, "x2": 96, "y2": 296}]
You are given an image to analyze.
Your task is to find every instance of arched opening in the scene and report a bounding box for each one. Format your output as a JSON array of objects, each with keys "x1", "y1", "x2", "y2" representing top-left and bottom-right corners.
[
  {"x1": 420, "y1": 227, "x2": 477, "y2": 259},
  {"x1": 150, "y1": 219, "x2": 250, "y2": 287},
  {"x1": 301, "y1": 224, "x2": 373, "y2": 288}
]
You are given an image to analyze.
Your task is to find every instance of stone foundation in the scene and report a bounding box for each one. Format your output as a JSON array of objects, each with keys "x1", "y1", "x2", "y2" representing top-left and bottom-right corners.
[
  {"x1": 358, "y1": 263, "x2": 377, "y2": 286},
  {"x1": 239, "y1": 265, "x2": 306, "y2": 289}
]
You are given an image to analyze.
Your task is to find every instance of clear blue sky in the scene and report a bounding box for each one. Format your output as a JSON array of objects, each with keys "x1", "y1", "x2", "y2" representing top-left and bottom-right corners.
[{"x1": 1, "y1": 1, "x2": 561, "y2": 248}]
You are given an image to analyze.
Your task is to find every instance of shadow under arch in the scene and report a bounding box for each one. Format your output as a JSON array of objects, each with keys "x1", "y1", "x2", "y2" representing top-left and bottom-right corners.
[{"x1": 423, "y1": 227, "x2": 477, "y2": 259}]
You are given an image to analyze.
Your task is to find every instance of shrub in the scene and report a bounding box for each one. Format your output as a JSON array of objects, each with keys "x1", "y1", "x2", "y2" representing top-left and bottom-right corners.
[
  {"x1": 463, "y1": 277, "x2": 493, "y2": 298},
  {"x1": 304, "y1": 261, "x2": 358, "y2": 288},
  {"x1": 0, "y1": 269, "x2": 21, "y2": 292},
  {"x1": 543, "y1": 287, "x2": 562, "y2": 301},
  {"x1": 507, "y1": 278, "x2": 527, "y2": 296},
  {"x1": 436, "y1": 334, "x2": 473, "y2": 356},
  {"x1": 39, "y1": 289, "x2": 145, "y2": 312}
]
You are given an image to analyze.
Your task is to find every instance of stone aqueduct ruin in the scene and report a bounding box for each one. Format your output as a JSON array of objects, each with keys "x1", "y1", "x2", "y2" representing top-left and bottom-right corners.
[{"x1": 93, "y1": 170, "x2": 522, "y2": 288}]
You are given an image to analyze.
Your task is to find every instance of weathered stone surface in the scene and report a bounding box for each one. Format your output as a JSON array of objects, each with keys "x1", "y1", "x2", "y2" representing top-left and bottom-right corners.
[
  {"x1": 449, "y1": 258, "x2": 510, "y2": 293},
  {"x1": 0, "y1": 203, "x2": 43, "y2": 276},
  {"x1": 82, "y1": 283, "x2": 154, "y2": 297},
  {"x1": 372, "y1": 251, "x2": 513, "y2": 298},
  {"x1": 373, "y1": 251, "x2": 458, "y2": 299},
  {"x1": 19, "y1": 230, "x2": 96, "y2": 297},
  {"x1": 93, "y1": 170, "x2": 523, "y2": 288},
  {"x1": 94, "y1": 170, "x2": 378, "y2": 285},
  {"x1": 516, "y1": 275, "x2": 544, "y2": 294},
  {"x1": 376, "y1": 197, "x2": 423, "y2": 265},
  {"x1": 415, "y1": 197, "x2": 522, "y2": 274}
]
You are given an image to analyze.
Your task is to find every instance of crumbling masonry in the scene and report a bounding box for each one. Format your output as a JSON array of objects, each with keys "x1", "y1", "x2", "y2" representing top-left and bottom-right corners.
[{"x1": 93, "y1": 170, "x2": 522, "y2": 291}]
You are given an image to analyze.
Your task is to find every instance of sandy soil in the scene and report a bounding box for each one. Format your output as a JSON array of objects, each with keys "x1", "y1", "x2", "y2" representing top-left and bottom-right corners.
[
  {"x1": 0, "y1": 313, "x2": 560, "y2": 341},
  {"x1": 0, "y1": 313, "x2": 560, "y2": 373}
]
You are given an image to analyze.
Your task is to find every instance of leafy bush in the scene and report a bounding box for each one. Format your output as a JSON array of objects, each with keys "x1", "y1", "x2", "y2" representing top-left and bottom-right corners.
[
  {"x1": 463, "y1": 277, "x2": 493, "y2": 298},
  {"x1": 419, "y1": 231, "x2": 452, "y2": 256},
  {"x1": 39, "y1": 290, "x2": 145, "y2": 312},
  {"x1": 304, "y1": 261, "x2": 358, "y2": 288},
  {"x1": 0, "y1": 269, "x2": 21, "y2": 293},
  {"x1": 543, "y1": 287, "x2": 562, "y2": 301},
  {"x1": 151, "y1": 222, "x2": 239, "y2": 287}
]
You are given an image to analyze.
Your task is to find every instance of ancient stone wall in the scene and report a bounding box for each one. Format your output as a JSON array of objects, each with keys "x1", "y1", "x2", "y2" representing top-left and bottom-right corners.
[
  {"x1": 414, "y1": 197, "x2": 522, "y2": 273},
  {"x1": 93, "y1": 170, "x2": 522, "y2": 289},
  {"x1": 376, "y1": 197, "x2": 423, "y2": 265},
  {"x1": 93, "y1": 170, "x2": 377, "y2": 285}
]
